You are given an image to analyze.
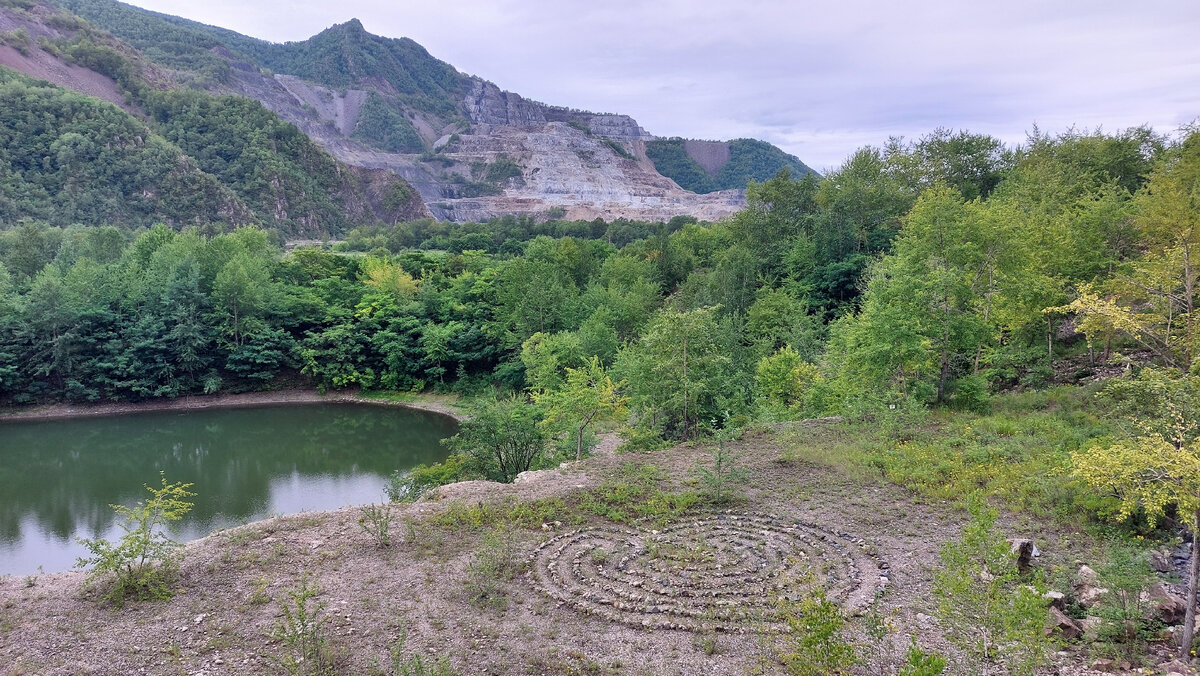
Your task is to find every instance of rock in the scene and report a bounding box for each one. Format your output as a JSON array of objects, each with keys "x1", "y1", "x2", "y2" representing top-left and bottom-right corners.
[
  {"x1": 1148, "y1": 549, "x2": 1175, "y2": 573},
  {"x1": 1080, "y1": 615, "x2": 1103, "y2": 640},
  {"x1": 1077, "y1": 584, "x2": 1109, "y2": 608},
  {"x1": 1089, "y1": 658, "x2": 1115, "y2": 672},
  {"x1": 1144, "y1": 582, "x2": 1187, "y2": 625},
  {"x1": 1046, "y1": 607, "x2": 1083, "y2": 640},
  {"x1": 1009, "y1": 538, "x2": 1037, "y2": 572},
  {"x1": 1043, "y1": 590, "x2": 1066, "y2": 609},
  {"x1": 1076, "y1": 564, "x2": 1100, "y2": 587},
  {"x1": 1158, "y1": 660, "x2": 1192, "y2": 675}
]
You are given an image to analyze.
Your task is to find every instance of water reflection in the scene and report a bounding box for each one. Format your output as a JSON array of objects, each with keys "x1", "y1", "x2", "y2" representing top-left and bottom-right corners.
[{"x1": 0, "y1": 403, "x2": 456, "y2": 575}]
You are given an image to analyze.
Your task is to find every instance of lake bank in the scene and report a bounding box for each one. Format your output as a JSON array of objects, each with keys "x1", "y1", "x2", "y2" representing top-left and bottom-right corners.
[{"x1": 0, "y1": 389, "x2": 467, "y2": 423}]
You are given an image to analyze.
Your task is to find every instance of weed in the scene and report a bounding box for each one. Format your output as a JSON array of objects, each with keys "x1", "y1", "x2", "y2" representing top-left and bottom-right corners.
[
  {"x1": 386, "y1": 629, "x2": 455, "y2": 676},
  {"x1": 359, "y1": 502, "x2": 395, "y2": 548},
  {"x1": 249, "y1": 576, "x2": 271, "y2": 605},
  {"x1": 272, "y1": 577, "x2": 341, "y2": 675},
  {"x1": 463, "y1": 528, "x2": 524, "y2": 610}
]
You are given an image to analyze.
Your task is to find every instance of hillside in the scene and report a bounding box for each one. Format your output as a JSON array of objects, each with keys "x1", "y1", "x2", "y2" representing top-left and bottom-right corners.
[
  {"x1": 35, "y1": 0, "x2": 815, "y2": 223},
  {"x1": 647, "y1": 137, "x2": 819, "y2": 193},
  {"x1": 0, "y1": 0, "x2": 427, "y2": 236}
]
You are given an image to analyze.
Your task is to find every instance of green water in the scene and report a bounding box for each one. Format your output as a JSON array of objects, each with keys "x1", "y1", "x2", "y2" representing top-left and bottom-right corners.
[{"x1": 0, "y1": 403, "x2": 457, "y2": 575}]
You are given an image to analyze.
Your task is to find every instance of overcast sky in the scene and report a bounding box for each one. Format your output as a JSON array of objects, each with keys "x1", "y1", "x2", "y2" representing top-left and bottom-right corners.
[{"x1": 123, "y1": 0, "x2": 1199, "y2": 172}]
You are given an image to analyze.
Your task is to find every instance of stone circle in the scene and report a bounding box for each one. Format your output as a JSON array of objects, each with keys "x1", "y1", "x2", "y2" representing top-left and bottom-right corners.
[{"x1": 526, "y1": 512, "x2": 886, "y2": 632}]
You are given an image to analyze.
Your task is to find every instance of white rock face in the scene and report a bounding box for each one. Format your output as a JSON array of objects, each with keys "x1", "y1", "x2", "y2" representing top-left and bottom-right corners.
[{"x1": 225, "y1": 68, "x2": 745, "y2": 223}]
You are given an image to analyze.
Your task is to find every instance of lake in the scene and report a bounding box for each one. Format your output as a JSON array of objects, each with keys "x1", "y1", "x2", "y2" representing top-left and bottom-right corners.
[{"x1": 0, "y1": 403, "x2": 458, "y2": 576}]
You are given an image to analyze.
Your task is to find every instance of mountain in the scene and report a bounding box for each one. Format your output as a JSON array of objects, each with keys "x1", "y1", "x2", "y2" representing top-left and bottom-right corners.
[{"x1": 2, "y1": 0, "x2": 816, "y2": 227}]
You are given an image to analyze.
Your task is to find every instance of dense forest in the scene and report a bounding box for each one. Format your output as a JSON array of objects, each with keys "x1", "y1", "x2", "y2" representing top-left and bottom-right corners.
[
  {"x1": 2, "y1": 125, "x2": 1191, "y2": 424},
  {"x1": 0, "y1": 22, "x2": 425, "y2": 236}
]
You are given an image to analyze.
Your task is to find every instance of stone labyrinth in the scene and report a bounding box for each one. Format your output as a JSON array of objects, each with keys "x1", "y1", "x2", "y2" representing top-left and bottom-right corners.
[{"x1": 526, "y1": 513, "x2": 887, "y2": 633}]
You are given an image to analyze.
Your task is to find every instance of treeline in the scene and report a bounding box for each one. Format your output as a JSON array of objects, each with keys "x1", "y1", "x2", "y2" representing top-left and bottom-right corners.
[
  {"x1": 2, "y1": 126, "x2": 1195, "y2": 447},
  {"x1": 336, "y1": 214, "x2": 701, "y2": 254}
]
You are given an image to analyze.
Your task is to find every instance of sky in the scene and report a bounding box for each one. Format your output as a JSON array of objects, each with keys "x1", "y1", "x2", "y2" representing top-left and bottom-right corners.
[{"x1": 121, "y1": 0, "x2": 1200, "y2": 172}]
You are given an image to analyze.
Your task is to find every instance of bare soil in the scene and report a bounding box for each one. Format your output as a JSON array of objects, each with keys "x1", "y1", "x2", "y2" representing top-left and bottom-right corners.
[
  {"x1": 0, "y1": 390, "x2": 466, "y2": 424},
  {"x1": 0, "y1": 426, "x2": 1181, "y2": 676}
]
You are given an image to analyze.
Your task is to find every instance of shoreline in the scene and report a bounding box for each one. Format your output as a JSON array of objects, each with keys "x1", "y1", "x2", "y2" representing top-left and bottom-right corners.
[{"x1": 0, "y1": 388, "x2": 467, "y2": 423}]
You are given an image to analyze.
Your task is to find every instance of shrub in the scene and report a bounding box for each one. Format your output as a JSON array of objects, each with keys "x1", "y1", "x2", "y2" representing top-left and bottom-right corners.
[
  {"x1": 443, "y1": 397, "x2": 546, "y2": 483},
  {"x1": 776, "y1": 586, "x2": 856, "y2": 675},
  {"x1": 695, "y1": 439, "x2": 750, "y2": 504},
  {"x1": 932, "y1": 497, "x2": 1051, "y2": 676},
  {"x1": 76, "y1": 473, "x2": 195, "y2": 607},
  {"x1": 386, "y1": 454, "x2": 468, "y2": 502},
  {"x1": 1093, "y1": 541, "x2": 1159, "y2": 658}
]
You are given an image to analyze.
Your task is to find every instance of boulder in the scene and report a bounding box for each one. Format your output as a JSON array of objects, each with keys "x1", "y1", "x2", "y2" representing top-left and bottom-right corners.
[
  {"x1": 1158, "y1": 659, "x2": 1193, "y2": 675},
  {"x1": 1076, "y1": 564, "x2": 1100, "y2": 587},
  {"x1": 1089, "y1": 659, "x2": 1115, "y2": 673},
  {"x1": 1148, "y1": 549, "x2": 1175, "y2": 573},
  {"x1": 1043, "y1": 590, "x2": 1066, "y2": 610},
  {"x1": 1144, "y1": 582, "x2": 1188, "y2": 625},
  {"x1": 1046, "y1": 607, "x2": 1083, "y2": 640},
  {"x1": 1077, "y1": 584, "x2": 1109, "y2": 608}
]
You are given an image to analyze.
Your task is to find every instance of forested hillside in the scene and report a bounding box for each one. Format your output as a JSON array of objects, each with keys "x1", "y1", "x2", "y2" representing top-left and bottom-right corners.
[
  {"x1": 0, "y1": 68, "x2": 249, "y2": 228},
  {"x1": 647, "y1": 137, "x2": 818, "y2": 193}
]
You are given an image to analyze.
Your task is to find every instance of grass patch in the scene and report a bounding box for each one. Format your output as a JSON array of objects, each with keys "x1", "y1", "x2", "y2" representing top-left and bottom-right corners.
[
  {"x1": 428, "y1": 463, "x2": 703, "y2": 533},
  {"x1": 778, "y1": 385, "x2": 1117, "y2": 522}
]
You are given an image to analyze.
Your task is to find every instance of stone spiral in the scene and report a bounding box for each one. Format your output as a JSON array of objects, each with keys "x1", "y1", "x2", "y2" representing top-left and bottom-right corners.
[{"x1": 526, "y1": 513, "x2": 886, "y2": 632}]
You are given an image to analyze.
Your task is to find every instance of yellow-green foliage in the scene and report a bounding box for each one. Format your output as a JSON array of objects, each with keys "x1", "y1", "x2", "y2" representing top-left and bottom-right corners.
[
  {"x1": 1071, "y1": 369, "x2": 1200, "y2": 528},
  {"x1": 756, "y1": 345, "x2": 823, "y2": 415}
]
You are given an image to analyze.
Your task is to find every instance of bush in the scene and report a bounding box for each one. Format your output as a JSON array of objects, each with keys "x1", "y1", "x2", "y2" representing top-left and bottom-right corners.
[
  {"x1": 1093, "y1": 542, "x2": 1159, "y2": 658},
  {"x1": 777, "y1": 586, "x2": 856, "y2": 675},
  {"x1": 932, "y1": 497, "x2": 1051, "y2": 676},
  {"x1": 386, "y1": 454, "x2": 469, "y2": 502},
  {"x1": 443, "y1": 397, "x2": 546, "y2": 483},
  {"x1": 76, "y1": 473, "x2": 195, "y2": 607}
]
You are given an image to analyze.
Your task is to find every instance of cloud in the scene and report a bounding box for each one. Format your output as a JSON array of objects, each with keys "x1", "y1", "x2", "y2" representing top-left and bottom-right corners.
[{"x1": 125, "y1": 0, "x2": 1200, "y2": 169}]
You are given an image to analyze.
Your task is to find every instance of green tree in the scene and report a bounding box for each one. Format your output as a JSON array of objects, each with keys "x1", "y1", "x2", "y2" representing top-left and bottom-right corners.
[
  {"x1": 615, "y1": 306, "x2": 732, "y2": 440},
  {"x1": 445, "y1": 397, "x2": 546, "y2": 483},
  {"x1": 533, "y1": 356, "x2": 627, "y2": 461}
]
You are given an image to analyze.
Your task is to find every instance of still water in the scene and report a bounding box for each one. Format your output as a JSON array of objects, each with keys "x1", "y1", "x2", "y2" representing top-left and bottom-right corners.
[{"x1": 0, "y1": 403, "x2": 457, "y2": 575}]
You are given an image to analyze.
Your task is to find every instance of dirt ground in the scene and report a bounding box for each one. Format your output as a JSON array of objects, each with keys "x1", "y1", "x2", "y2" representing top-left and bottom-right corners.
[
  {"x1": 0, "y1": 390, "x2": 466, "y2": 423},
  {"x1": 0, "y1": 425, "x2": 1184, "y2": 676}
]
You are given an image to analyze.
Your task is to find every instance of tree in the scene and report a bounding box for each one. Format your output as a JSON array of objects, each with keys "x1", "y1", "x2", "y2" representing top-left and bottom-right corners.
[
  {"x1": 533, "y1": 356, "x2": 627, "y2": 461},
  {"x1": 1072, "y1": 368, "x2": 1200, "y2": 654},
  {"x1": 445, "y1": 397, "x2": 546, "y2": 483},
  {"x1": 614, "y1": 306, "x2": 732, "y2": 440},
  {"x1": 1056, "y1": 131, "x2": 1200, "y2": 372}
]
